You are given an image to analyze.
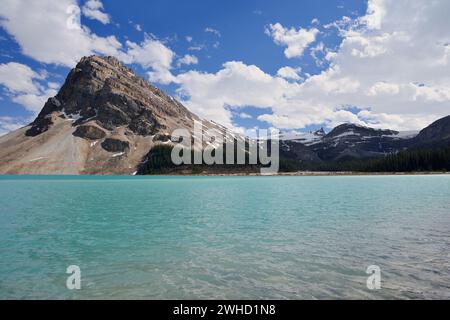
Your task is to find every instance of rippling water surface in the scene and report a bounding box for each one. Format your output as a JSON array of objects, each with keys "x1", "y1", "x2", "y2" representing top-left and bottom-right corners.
[{"x1": 0, "y1": 175, "x2": 449, "y2": 299}]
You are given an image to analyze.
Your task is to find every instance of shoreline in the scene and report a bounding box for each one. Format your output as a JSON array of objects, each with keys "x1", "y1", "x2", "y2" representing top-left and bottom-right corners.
[
  {"x1": 1, "y1": 171, "x2": 450, "y2": 177},
  {"x1": 150, "y1": 171, "x2": 450, "y2": 177}
]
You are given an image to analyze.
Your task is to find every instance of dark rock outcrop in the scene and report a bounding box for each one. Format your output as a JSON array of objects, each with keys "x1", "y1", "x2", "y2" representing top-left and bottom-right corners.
[
  {"x1": 25, "y1": 97, "x2": 62, "y2": 136},
  {"x1": 314, "y1": 127, "x2": 326, "y2": 137},
  {"x1": 152, "y1": 133, "x2": 172, "y2": 142},
  {"x1": 101, "y1": 138, "x2": 130, "y2": 153},
  {"x1": 73, "y1": 125, "x2": 106, "y2": 141},
  {"x1": 414, "y1": 115, "x2": 450, "y2": 145}
]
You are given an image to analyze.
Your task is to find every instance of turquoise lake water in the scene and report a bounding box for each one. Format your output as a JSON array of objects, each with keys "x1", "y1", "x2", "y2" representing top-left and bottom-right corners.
[{"x1": 0, "y1": 175, "x2": 449, "y2": 299}]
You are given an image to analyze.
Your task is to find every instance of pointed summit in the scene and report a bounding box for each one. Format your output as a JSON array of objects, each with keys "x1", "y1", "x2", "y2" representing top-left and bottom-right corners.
[
  {"x1": 27, "y1": 55, "x2": 195, "y2": 137},
  {"x1": 314, "y1": 127, "x2": 326, "y2": 136},
  {"x1": 0, "y1": 55, "x2": 208, "y2": 174}
]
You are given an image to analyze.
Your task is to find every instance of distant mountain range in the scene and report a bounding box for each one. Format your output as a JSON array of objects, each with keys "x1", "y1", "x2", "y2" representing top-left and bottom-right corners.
[
  {"x1": 0, "y1": 55, "x2": 449, "y2": 175},
  {"x1": 280, "y1": 116, "x2": 450, "y2": 164}
]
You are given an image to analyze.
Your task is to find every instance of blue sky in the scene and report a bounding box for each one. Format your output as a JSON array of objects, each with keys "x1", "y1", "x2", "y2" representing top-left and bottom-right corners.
[
  {"x1": 1, "y1": 0, "x2": 449, "y2": 135},
  {"x1": 92, "y1": 0, "x2": 364, "y2": 72}
]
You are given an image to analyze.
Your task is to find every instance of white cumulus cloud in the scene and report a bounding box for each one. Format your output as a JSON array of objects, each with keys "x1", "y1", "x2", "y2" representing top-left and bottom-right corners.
[
  {"x1": 0, "y1": 62, "x2": 57, "y2": 113},
  {"x1": 367, "y1": 82, "x2": 400, "y2": 96},
  {"x1": 265, "y1": 23, "x2": 319, "y2": 58},
  {"x1": 0, "y1": 62, "x2": 44, "y2": 94},
  {"x1": 177, "y1": 54, "x2": 199, "y2": 67},
  {"x1": 239, "y1": 112, "x2": 252, "y2": 119},
  {"x1": 0, "y1": 116, "x2": 28, "y2": 136},
  {"x1": 175, "y1": 61, "x2": 297, "y2": 129},
  {"x1": 123, "y1": 37, "x2": 177, "y2": 85},
  {"x1": 0, "y1": 0, "x2": 121, "y2": 67},
  {"x1": 82, "y1": 0, "x2": 110, "y2": 24},
  {"x1": 277, "y1": 67, "x2": 302, "y2": 81}
]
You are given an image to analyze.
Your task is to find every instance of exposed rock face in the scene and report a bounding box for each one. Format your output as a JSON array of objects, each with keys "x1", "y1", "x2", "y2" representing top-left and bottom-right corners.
[
  {"x1": 152, "y1": 133, "x2": 171, "y2": 142},
  {"x1": 101, "y1": 138, "x2": 130, "y2": 153},
  {"x1": 414, "y1": 115, "x2": 450, "y2": 145},
  {"x1": 28, "y1": 55, "x2": 194, "y2": 137},
  {"x1": 73, "y1": 125, "x2": 106, "y2": 141},
  {"x1": 25, "y1": 98, "x2": 62, "y2": 136},
  {"x1": 314, "y1": 128, "x2": 326, "y2": 137}
]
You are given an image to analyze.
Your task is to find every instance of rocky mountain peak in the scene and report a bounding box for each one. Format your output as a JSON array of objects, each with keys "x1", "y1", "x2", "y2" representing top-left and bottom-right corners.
[
  {"x1": 415, "y1": 115, "x2": 450, "y2": 144},
  {"x1": 314, "y1": 127, "x2": 326, "y2": 136},
  {"x1": 326, "y1": 123, "x2": 398, "y2": 139},
  {"x1": 0, "y1": 55, "x2": 222, "y2": 175},
  {"x1": 26, "y1": 55, "x2": 194, "y2": 137}
]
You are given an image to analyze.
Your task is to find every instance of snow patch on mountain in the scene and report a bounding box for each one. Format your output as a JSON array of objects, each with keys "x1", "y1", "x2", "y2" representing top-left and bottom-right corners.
[{"x1": 277, "y1": 128, "x2": 326, "y2": 146}]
